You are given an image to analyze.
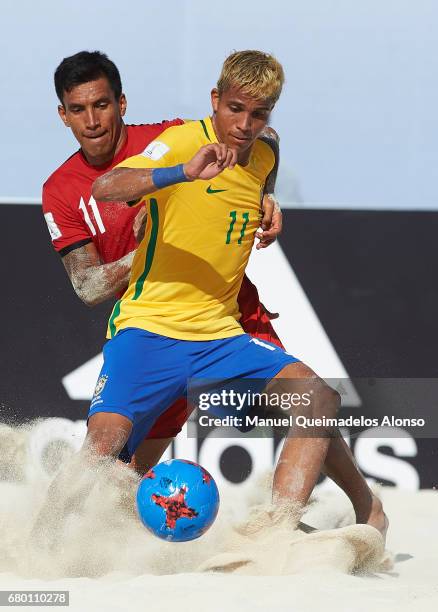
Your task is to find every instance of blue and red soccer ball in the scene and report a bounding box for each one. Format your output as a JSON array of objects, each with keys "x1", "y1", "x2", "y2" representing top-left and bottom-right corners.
[{"x1": 136, "y1": 459, "x2": 220, "y2": 542}]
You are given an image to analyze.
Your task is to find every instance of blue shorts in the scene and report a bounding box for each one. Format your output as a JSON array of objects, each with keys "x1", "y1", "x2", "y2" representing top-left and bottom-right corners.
[{"x1": 89, "y1": 328, "x2": 299, "y2": 460}]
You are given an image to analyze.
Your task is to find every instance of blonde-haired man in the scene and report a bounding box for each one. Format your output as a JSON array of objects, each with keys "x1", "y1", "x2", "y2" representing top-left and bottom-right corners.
[{"x1": 88, "y1": 50, "x2": 387, "y2": 538}]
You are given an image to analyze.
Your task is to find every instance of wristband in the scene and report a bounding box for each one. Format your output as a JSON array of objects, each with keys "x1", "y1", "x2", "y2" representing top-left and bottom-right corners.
[{"x1": 152, "y1": 164, "x2": 188, "y2": 189}]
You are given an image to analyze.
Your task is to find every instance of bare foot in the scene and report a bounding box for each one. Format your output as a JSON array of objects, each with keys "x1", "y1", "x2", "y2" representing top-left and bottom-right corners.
[{"x1": 359, "y1": 494, "x2": 389, "y2": 544}]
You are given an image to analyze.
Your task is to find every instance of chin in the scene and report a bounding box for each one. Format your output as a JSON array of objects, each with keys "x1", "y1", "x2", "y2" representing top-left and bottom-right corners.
[
  {"x1": 87, "y1": 144, "x2": 112, "y2": 160},
  {"x1": 237, "y1": 141, "x2": 253, "y2": 154},
  {"x1": 228, "y1": 138, "x2": 248, "y2": 151}
]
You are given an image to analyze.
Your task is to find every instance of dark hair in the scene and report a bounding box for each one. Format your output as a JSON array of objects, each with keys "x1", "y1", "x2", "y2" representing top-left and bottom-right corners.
[{"x1": 54, "y1": 51, "x2": 122, "y2": 104}]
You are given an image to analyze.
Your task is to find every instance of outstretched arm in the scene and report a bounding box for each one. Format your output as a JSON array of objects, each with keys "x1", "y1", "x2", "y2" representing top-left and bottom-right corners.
[
  {"x1": 92, "y1": 167, "x2": 158, "y2": 204},
  {"x1": 92, "y1": 143, "x2": 237, "y2": 203}
]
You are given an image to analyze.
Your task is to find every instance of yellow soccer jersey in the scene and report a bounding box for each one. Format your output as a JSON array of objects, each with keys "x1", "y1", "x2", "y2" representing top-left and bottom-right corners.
[{"x1": 108, "y1": 116, "x2": 275, "y2": 341}]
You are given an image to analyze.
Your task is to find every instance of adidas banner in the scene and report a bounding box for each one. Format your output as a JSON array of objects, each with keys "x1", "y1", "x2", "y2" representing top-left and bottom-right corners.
[{"x1": 1, "y1": 205, "x2": 437, "y2": 489}]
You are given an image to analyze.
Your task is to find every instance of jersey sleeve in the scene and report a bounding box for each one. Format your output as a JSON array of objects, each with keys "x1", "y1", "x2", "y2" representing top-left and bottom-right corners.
[
  {"x1": 116, "y1": 125, "x2": 190, "y2": 170},
  {"x1": 42, "y1": 182, "x2": 93, "y2": 256}
]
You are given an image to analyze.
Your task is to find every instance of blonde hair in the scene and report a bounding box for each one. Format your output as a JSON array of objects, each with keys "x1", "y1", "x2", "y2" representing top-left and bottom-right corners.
[{"x1": 217, "y1": 50, "x2": 284, "y2": 106}]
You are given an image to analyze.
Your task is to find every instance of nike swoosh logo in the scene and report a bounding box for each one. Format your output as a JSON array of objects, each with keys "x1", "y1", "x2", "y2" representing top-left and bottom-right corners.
[{"x1": 206, "y1": 185, "x2": 228, "y2": 194}]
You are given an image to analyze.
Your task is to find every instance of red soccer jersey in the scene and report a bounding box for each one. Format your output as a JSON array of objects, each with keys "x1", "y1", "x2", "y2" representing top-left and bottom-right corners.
[{"x1": 42, "y1": 120, "x2": 184, "y2": 260}]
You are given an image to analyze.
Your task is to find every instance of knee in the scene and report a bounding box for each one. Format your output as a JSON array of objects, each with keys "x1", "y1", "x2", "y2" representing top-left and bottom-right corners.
[
  {"x1": 311, "y1": 384, "x2": 340, "y2": 420},
  {"x1": 84, "y1": 414, "x2": 131, "y2": 459}
]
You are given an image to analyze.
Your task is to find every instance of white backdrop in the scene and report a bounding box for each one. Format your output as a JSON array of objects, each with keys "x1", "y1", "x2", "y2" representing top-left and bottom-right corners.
[{"x1": 2, "y1": 0, "x2": 438, "y2": 208}]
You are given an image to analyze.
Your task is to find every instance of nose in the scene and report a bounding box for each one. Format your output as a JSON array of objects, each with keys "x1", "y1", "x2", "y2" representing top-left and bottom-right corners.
[
  {"x1": 84, "y1": 107, "x2": 100, "y2": 130},
  {"x1": 236, "y1": 112, "x2": 252, "y2": 133}
]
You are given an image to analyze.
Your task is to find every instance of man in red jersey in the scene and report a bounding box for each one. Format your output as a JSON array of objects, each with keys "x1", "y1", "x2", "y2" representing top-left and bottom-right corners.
[{"x1": 42, "y1": 51, "x2": 283, "y2": 472}]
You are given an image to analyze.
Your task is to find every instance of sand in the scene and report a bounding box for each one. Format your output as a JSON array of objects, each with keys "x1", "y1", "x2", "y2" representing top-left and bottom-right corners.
[{"x1": 0, "y1": 422, "x2": 437, "y2": 612}]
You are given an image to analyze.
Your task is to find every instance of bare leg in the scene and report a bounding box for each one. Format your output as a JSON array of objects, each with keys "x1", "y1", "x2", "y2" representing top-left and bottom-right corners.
[
  {"x1": 269, "y1": 362, "x2": 387, "y2": 537},
  {"x1": 31, "y1": 413, "x2": 133, "y2": 547},
  {"x1": 322, "y1": 435, "x2": 388, "y2": 536},
  {"x1": 128, "y1": 437, "x2": 174, "y2": 475},
  {"x1": 271, "y1": 363, "x2": 335, "y2": 506},
  {"x1": 84, "y1": 412, "x2": 133, "y2": 457}
]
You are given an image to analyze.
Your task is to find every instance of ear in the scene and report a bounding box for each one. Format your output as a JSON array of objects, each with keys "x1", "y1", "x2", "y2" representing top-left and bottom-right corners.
[
  {"x1": 58, "y1": 104, "x2": 69, "y2": 127},
  {"x1": 119, "y1": 93, "x2": 127, "y2": 117},
  {"x1": 211, "y1": 88, "x2": 219, "y2": 113}
]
